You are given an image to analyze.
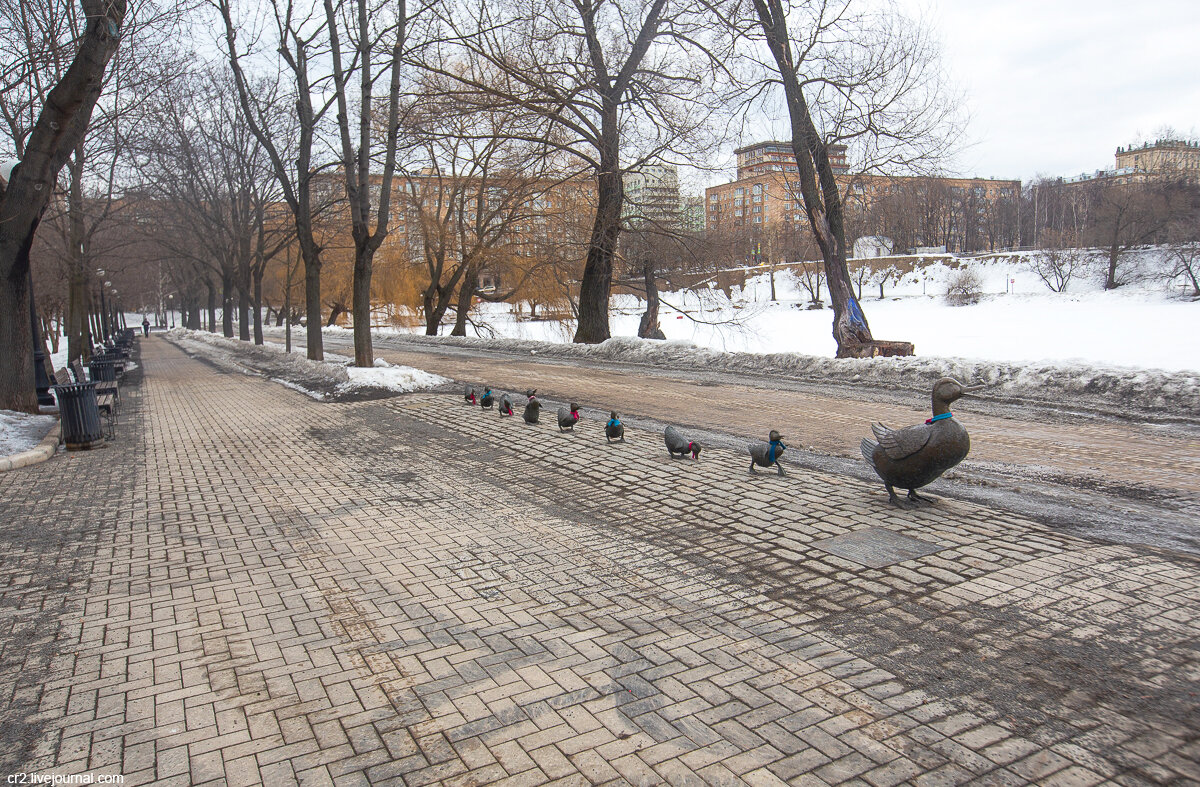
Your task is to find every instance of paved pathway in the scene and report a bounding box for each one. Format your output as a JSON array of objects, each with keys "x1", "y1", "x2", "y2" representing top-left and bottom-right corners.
[
  {"x1": 1, "y1": 336, "x2": 1198, "y2": 785},
  {"x1": 329, "y1": 338, "x2": 1200, "y2": 497}
]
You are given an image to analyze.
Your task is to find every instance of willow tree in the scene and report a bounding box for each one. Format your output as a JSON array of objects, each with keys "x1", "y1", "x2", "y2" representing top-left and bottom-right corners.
[{"x1": 745, "y1": 0, "x2": 959, "y2": 357}]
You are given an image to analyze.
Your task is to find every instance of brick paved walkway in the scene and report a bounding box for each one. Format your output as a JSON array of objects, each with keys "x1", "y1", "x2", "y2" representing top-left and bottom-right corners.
[
  {"x1": 1, "y1": 336, "x2": 1198, "y2": 785},
  {"x1": 329, "y1": 338, "x2": 1200, "y2": 497}
]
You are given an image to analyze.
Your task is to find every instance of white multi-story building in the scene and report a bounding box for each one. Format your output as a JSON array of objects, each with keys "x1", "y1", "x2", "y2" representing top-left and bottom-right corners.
[{"x1": 623, "y1": 164, "x2": 681, "y2": 229}]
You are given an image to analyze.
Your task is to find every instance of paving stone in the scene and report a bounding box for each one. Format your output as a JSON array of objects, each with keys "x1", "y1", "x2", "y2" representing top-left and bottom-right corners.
[{"x1": 0, "y1": 336, "x2": 1197, "y2": 786}]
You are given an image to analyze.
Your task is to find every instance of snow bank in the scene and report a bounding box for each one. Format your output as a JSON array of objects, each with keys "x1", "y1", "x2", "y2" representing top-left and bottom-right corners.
[
  {"x1": 167, "y1": 329, "x2": 447, "y2": 399},
  {"x1": 0, "y1": 410, "x2": 57, "y2": 458},
  {"x1": 374, "y1": 333, "x2": 1200, "y2": 419}
]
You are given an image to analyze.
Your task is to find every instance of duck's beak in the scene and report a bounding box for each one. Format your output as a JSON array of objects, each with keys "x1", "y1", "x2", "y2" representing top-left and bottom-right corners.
[{"x1": 962, "y1": 384, "x2": 986, "y2": 393}]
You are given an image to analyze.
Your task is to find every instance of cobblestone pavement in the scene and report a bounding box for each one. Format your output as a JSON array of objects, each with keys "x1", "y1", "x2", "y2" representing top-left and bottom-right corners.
[
  {"x1": 1, "y1": 336, "x2": 1199, "y2": 786},
  {"x1": 326, "y1": 339, "x2": 1199, "y2": 498}
]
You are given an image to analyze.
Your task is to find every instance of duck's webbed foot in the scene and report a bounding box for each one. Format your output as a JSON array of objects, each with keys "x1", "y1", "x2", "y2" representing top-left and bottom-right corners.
[
  {"x1": 775, "y1": 463, "x2": 786, "y2": 476},
  {"x1": 907, "y1": 489, "x2": 936, "y2": 506},
  {"x1": 749, "y1": 461, "x2": 757, "y2": 474},
  {"x1": 886, "y1": 485, "x2": 911, "y2": 508}
]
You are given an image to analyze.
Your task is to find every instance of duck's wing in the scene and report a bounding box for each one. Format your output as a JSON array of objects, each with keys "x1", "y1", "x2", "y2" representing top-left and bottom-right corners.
[{"x1": 870, "y1": 421, "x2": 931, "y2": 461}]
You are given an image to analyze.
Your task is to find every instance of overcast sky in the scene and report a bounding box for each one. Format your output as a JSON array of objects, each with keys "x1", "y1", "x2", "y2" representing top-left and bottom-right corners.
[{"x1": 911, "y1": 0, "x2": 1200, "y2": 181}]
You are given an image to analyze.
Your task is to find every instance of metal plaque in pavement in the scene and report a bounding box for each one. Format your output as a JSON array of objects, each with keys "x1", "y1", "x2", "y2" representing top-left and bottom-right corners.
[{"x1": 812, "y1": 527, "x2": 943, "y2": 568}]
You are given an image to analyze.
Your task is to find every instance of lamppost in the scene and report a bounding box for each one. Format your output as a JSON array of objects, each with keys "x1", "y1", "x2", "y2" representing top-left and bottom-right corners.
[{"x1": 167, "y1": 294, "x2": 175, "y2": 328}]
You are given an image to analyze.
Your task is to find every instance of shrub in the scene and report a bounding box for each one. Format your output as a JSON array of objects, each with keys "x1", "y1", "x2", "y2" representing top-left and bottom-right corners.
[{"x1": 945, "y1": 268, "x2": 983, "y2": 306}]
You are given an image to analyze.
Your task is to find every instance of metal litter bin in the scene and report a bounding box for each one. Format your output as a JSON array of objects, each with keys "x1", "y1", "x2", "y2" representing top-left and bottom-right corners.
[{"x1": 53, "y1": 382, "x2": 103, "y2": 450}]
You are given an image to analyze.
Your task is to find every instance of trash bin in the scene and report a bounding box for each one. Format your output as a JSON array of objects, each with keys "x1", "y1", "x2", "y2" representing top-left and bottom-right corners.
[{"x1": 53, "y1": 382, "x2": 104, "y2": 450}]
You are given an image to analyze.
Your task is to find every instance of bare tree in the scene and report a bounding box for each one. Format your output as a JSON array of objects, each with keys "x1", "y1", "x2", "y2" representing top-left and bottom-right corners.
[
  {"x1": 1025, "y1": 231, "x2": 1092, "y2": 293},
  {"x1": 322, "y1": 0, "x2": 425, "y2": 365},
  {"x1": 429, "y1": 0, "x2": 734, "y2": 343},
  {"x1": 741, "y1": 0, "x2": 960, "y2": 357},
  {"x1": 0, "y1": 0, "x2": 127, "y2": 411},
  {"x1": 214, "y1": 0, "x2": 337, "y2": 360},
  {"x1": 1088, "y1": 180, "x2": 1178, "y2": 289}
]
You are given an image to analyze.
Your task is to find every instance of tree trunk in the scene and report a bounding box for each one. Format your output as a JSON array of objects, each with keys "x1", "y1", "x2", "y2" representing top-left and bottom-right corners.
[
  {"x1": 222, "y1": 273, "x2": 235, "y2": 337},
  {"x1": 207, "y1": 282, "x2": 217, "y2": 333},
  {"x1": 326, "y1": 303, "x2": 346, "y2": 327},
  {"x1": 0, "y1": 232, "x2": 37, "y2": 412},
  {"x1": 637, "y1": 258, "x2": 665, "y2": 340},
  {"x1": 351, "y1": 249, "x2": 373, "y2": 365},
  {"x1": 0, "y1": 0, "x2": 126, "y2": 411},
  {"x1": 450, "y1": 269, "x2": 475, "y2": 337},
  {"x1": 238, "y1": 264, "x2": 251, "y2": 341},
  {"x1": 1105, "y1": 237, "x2": 1121, "y2": 290},
  {"x1": 302, "y1": 239, "x2": 323, "y2": 359},
  {"x1": 574, "y1": 101, "x2": 622, "y2": 344},
  {"x1": 750, "y1": 0, "x2": 900, "y2": 359},
  {"x1": 252, "y1": 268, "x2": 264, "y2": 344}
]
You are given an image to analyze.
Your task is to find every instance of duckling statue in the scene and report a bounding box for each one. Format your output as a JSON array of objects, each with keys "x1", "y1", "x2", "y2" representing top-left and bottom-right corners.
[
  {"x1": 748, "y1": 430, "x2": 787, "y2": 475},
  {"x1": 557, "y1": 403, "x2": 579, "y2": 432},
  {"x1": 605, "y1": 412, "x2": 625, "y2": 443},
  {"x1": 860, "y1": 377, "x2": 984, "y2": 507},
  {"x1": 498, "y1": 393, "x2": 514, "y2": 417},
  {"x1": 664, "y1": 426, "x2": 701, "y2": 459},
  {"x1": 480, "y1": 387, "x2": 494, "y2": 409},
  {"x1": 463, "y1": 385, "x2": 477, "y2": 405},
  {"x1": 523, "y1": 391, "x2": 541, "y2": 424}
]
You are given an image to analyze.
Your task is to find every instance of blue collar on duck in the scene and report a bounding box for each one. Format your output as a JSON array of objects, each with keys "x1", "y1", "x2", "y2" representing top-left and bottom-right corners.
[
  {"x1": 926, "y1": 412, "x2": 953, "y2": 424},
  {"x1": 607, "y1": 418, "x2": 620, "y2": 427},
  {"x1": 768, "y1": 439, "x2": 786, "y2": 463}
]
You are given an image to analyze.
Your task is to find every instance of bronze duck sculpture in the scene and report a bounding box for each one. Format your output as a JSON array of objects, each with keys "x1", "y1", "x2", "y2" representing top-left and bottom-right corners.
[
  {"x1": 748, "y1": 430, "x2": 787, "y2": 475},
  {"x1": 664, "y1": 426, "x2": 701, "y2": 459},
  {"x1": 498, "y1": 393, "x2": 514, "y2": 417},
  {"x1": 557, "y1": 402, "x2": 579, "y2": 432},
  {"x1": 605, "y1": 412, "x2": 625, "y2": 443},
  {"x1": 860, "y1": 377, "x2": 984, "y2": 507},
  {"x1": 522, "y1": 390, "x2": 541, "y2": 424}
]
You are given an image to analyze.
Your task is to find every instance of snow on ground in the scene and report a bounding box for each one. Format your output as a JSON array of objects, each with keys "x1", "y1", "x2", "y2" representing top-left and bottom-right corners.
[
  {"x1": 0, "y1": 410, "x2": 56, "y2": 458},
  {"x1": 168, "y1": 329, "x2": 447, "y2": 399},
  {"x1": 269, "y1": 250, "x2": 1198, "y2": 417},
  {"x1": 316, "y1": 250, "x2": 1198, "y2": 375}
]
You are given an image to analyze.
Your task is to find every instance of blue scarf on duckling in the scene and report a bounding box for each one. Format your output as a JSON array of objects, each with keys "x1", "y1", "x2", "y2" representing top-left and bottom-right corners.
[{"x1": 768, "y1": 439, "x2": 786, "y2": 463}]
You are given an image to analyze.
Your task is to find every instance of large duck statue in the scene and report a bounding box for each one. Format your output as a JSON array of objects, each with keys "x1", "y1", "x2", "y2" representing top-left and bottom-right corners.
[{"x1": 861, "y1": 377, "x2": 984, "y2": 507}]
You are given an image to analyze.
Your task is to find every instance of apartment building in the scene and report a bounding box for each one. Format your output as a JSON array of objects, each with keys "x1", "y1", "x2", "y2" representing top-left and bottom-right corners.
[
  {"x1": 705, "y1": 141, "x2": 1020, "y2": 253},
  {"x1": 622, "y1": 163, "x2": 681, "y2": 229}
]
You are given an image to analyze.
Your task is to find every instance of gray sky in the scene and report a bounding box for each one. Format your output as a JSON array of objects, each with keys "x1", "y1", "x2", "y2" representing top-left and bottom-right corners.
[{"x1": 914, "y1": 0, "x2": 1200, "y2": 181}]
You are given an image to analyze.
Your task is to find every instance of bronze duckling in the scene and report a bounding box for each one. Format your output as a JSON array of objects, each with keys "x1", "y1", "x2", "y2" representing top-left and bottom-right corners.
[
  {"x1": 748, "y1": 430, "x2": 787, "y2": 475},
  {"x1": 557, "y1": 402, "x2": 579, "y2": 432},
  {"x1": 605, "y1": 412, "x2": 625, "y2": 443},
  {"x1": 498, "y1": 393, "x2": 514, "y2": 417},
  {"x1": 860, "y1": 377, "x2": 984, "y2": 507},
  {"x1": 664, "y1": 426, "x2": 701, "y2": 459},
  {"x1": 523, "y1": 390, "x2": 541, "y2": 424}
]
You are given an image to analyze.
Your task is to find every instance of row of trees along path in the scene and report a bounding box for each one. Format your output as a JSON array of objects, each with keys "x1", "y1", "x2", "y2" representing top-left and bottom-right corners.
[{"x1": 0, "y1": 0, "x2": 963, "y2": 412}]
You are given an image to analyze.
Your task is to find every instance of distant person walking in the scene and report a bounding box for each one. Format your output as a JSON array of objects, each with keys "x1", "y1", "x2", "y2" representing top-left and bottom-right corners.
[{"x1": 142, "y1": 316, "x2": 150, "y2": 336}]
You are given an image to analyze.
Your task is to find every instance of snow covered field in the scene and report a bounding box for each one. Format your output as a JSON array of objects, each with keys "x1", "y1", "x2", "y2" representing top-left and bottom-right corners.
[{"x1": 448, "y1": 252, "x2": 1200, "y2": 374}]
